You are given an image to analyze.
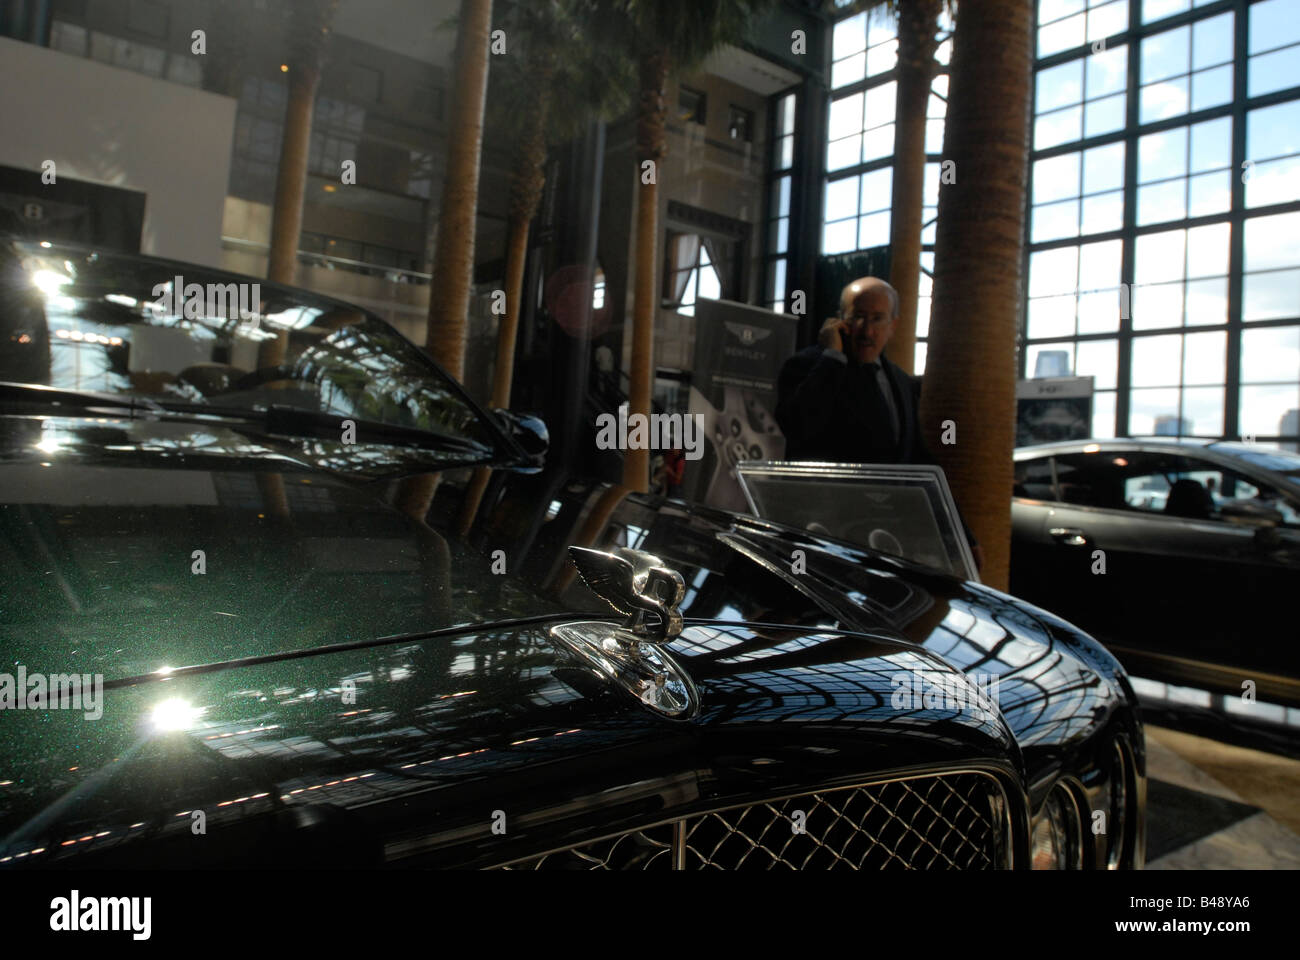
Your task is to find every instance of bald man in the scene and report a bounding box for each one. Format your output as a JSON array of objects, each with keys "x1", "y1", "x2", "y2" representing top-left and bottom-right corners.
[
  {"x1": 775, "y1": 276, "x2": 982, "y2": 569},
  {"x1": 776, "y1": 277, "x2": 926, "y2": 464}
]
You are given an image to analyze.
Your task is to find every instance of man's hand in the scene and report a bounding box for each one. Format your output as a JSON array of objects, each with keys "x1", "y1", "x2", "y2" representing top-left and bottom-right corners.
[{"x1": 818, "y1": 316, "x2": 849, "y2": 353}]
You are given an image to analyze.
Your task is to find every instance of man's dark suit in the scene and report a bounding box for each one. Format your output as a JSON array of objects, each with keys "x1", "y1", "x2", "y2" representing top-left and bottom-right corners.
[
  {"x1": 775, "y1": 344, "x2": 934, "y2": 465},
  {"x1": 774, "y1": 343, "x2": 978, "y2": 553}
]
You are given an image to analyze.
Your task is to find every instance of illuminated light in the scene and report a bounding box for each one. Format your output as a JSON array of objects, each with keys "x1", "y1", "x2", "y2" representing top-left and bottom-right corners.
[
  {"x1": 1083, "y1": 443, "x2": 1101, "y2": 453},
  {"x1": 15, "y1": 852, "x2": 27, "y2": 858},
  {"x1": 252, "y1": 793, "x2": 269, "y2": 799},
  {"x1": 323, "y1": 184, "x2": 337, "y2": 193},
  {"x1": 105, "y1": 294, "x2": 137, "y2": 308},
  {"x1": 60, "y1": 840, "x2": 75, "y2": 847},
  {"x1": 39, "y1": 241, "x2": 51, "y2": 248},
  {"x1": 218, "y1": 801, "x2": 234, "y2": 807},
  {"x1": 69, "y1": 330, "x2": 84, "y2": 341},
  {"x1": 68, "y1": 766, "x2": 78, "y2": 772},
  {"x1": 0, "y1": 781, "x2": 11, "y2": 786},
  {"x1": 109, "y1": 337, "x2": 123, "y2": 346},
  {"x1": 95, "y1": 831, "x2": 109, "y2": 838},
  {"x1": 35, "y1": 435, "x2": 61, "y2": 455},
  {"x1": 17, "y1": 334, "x2": 30, "y2": 344},
  {"x1": 30, "y1": 848, "x2": 44, "y2": 854},
  {"x1": 55, "y1": 329, "x2": 70, "y2": 338},
  {"x1": 32, "y1": 269, "x2": 72, "y2": 294},
  {"x1": 130, "y1": 823, "x2": 144, "y2": 829},
  {"x1": 1113, "y1": 457, "x2": 1128, "y2": 467},
  {"x1": 0, "y1": 858, "x2": 10, "y2": 863},
  {"x1": 148, "y1": 697, "x2": 204, "y2": 733},
  {"x1": 280, "y1": 63, "x2": 289, "y2": 72}
]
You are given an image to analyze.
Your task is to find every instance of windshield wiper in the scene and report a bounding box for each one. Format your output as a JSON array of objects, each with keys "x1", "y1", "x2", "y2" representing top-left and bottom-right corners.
[
  {"x1": 0, "y1": 381, "x2": 165, "y2": 415},
  {"x1": 0, "y1": 381, "x2": 493, "y2": 458}
]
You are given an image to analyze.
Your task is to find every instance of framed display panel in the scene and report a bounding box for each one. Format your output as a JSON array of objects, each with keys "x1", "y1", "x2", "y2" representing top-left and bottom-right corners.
[{"x1": 735, "y1": 460, "x2": 980, "y2": 582}]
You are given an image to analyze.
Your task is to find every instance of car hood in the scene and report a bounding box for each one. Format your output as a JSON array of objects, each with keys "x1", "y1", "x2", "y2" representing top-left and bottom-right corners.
[{"x1": 0, "y1": 413, "x2": 1138, "y2": 865}]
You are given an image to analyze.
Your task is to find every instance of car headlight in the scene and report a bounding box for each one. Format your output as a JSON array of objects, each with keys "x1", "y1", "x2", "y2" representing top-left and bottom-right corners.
[{"x1": 1031, "y1": 784, "x2": 1083, "y2": 870}]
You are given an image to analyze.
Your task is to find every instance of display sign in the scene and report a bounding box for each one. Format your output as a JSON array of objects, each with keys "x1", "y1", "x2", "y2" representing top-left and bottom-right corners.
[
  {"x1": 1016, "y1": 376, "x2": 1094, "y2": 447},
  {"x1": 683, "y1": 298, "x2": 797, "y2": 511},
  {"x1": 735, "y1": 461, "x2": 980, "y2": 582}
]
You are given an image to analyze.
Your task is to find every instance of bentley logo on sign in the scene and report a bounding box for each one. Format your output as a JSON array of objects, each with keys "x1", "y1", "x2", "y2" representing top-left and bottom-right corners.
[
  {"x1": 724, "y1": 321, "x2": 772, "y2": 346},
  {"x1": 549, "y1": 546, "x2": 699, "y2": 718}
]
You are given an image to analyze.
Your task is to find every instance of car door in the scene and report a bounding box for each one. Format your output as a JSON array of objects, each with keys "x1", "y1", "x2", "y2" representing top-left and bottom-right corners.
[
  {"x1": 1018, "y1": 448, "x2": 1158, "y2": 646},
  {"x1": 1009, "y1": 454, "x2": 1064, "y2": 605},
  {"x1": 1167, "y1": 453, "x2": 1300, "y2": 681},
  {"x1": 1043, "y1": 448, "x2": 1297, "y2": 688}
]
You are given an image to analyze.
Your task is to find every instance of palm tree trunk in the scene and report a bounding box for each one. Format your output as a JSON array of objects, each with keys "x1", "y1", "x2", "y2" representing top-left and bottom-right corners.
[
  {"x1": 267, "y1": 0, "x2": 338, "y2": 288},
  {"x1": 492, "y1": 82, "x2": 550, "y2": 410},
  {"x1": 399, "y1": 0, "x2": 493, "y2": 523},
  {"x1": 623, "y1": 49, "x2": 668, "y2": 493},
  {"x1": 886, "y1": 0, "x2": 942, "y2": 375},
  {"x1": 263, "y1": 0, "x2": 337, "y2": 376},
  {"x1": 266, "y1": 66, "x2": 316, "y2": 287},
  {"x1": 919, "y1": 0, "x2": 1033, "y2": 591},
  {"x1": 258, "y1": 0, "x2": 337, "y2": 518},
  {"x1": 424, "y1": 0, "x2": 494, "y2": 383}
]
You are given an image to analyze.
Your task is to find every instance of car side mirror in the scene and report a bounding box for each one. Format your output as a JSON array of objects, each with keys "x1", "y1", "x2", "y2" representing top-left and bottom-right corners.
[
  {"x1": 1219, "y1": 498, "x2": 1283, "y2": 527},
  {"x1": 492, "y1": 409, "x2": 548, "y2": 472}
]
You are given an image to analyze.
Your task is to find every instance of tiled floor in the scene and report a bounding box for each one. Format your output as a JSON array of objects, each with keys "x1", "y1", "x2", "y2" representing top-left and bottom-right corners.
[{"x1": 1143, "y1": 725, "x2": 1300, "y2": 869}]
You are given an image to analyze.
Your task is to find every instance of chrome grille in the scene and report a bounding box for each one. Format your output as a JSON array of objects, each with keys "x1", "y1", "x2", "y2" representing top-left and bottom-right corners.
[{"x1": 499, "y1": 772, "x2": 1006, "y2": 870}]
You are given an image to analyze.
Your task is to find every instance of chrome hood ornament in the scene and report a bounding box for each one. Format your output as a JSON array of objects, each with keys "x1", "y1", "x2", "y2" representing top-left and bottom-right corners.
[
  {"x1": 550, "y1": 545, "x2": 699, "y2": 719},
  {"x1": 568, "y1": 545, "x2": 685, "y2": 641}
]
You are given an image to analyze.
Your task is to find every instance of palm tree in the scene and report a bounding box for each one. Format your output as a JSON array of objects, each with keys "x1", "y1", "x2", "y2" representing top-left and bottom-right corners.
[
  {"x1": 882, "y1": 0, "x2": 945, "y2": 375},
  {"x1": 487, "y1": 0, "x2": 633, "y2": 412},
  {"x1": 266, "y1": 0, "x2": 339, "y2": 288},
  {"x1": 594, "y1": 0, "x2": 775, "y2": 493},
  {"x1": 257, "y1": 0, "x2": 338, "y2": 519},
  {"x1": 918, "y1": 0, "x2": 1033, "y2": 590},
  {"x1": 456, "y1": 1, "x2": 634, "y2": 537},
  {"x1": 398, "y1": 0, "x2": 494, "y2": 522},
  {"x1": 424, "y1": 0, "x2": 495, "y2": 384}
]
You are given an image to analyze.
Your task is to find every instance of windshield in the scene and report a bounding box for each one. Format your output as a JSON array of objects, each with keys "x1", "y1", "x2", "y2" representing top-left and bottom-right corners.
[
  {"x1": 0, "y1": 241, "x2": 497, "y2": 449},
  {"x1": 1212, "y1": 443, "x2": 1300, "y2": 482}
]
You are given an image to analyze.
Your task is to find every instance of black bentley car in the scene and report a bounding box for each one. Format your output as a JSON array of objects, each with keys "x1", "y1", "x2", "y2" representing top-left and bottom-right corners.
[
  {"x1": 0, "y1": 241, "x2": 1144, "y2": 870},
  {"x1": 1011, "y1": 439, "x2": 1300, "y2": 706}
]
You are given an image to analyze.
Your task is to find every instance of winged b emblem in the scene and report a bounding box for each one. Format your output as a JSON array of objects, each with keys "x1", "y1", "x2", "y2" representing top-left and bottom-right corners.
[
  {"x1": 568, "y1": 545, "x2": 685, "y2": 642},
  {"x1": 724, "y1": 321, "x2": 772, "y2": 346}
]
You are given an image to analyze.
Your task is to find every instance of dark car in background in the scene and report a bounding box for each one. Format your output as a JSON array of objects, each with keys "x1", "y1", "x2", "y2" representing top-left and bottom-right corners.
[
  {"x1": 1011, "y1": 438, "x2": 1300, "y2": 706},
  {"x1": 0, "y1": 241, "x2": 1144, "y2": 870}
]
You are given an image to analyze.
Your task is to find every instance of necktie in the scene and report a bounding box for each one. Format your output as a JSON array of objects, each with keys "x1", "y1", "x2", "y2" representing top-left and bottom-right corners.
[{"x1": 860, "y1": 362, "x2": 900, "y2": 445}]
